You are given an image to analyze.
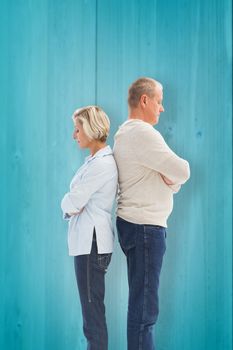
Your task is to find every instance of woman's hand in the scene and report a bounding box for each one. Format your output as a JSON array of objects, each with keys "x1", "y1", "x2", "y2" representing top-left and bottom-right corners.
[{"x1": 68, "y1": 207, "x2": 84, "y2": 216}]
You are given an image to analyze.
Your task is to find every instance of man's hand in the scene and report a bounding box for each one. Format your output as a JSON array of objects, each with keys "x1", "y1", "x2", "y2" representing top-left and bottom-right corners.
[{"x1": 160, "y1": 174, "x2": 174, "y2": 185}]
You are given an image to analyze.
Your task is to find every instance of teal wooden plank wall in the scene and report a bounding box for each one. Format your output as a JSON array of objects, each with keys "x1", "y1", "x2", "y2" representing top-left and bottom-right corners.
[{"x1": 0, "y1": 0, "x2": 232, "y2": 349}]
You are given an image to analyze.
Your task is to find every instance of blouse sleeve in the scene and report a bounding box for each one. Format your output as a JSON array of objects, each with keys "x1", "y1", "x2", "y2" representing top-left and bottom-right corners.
[{"x1": 61, "y1": 159, "x2": 117, "y2": 215}]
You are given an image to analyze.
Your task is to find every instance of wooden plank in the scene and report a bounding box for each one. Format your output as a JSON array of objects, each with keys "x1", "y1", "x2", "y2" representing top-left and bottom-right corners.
[
  {"x1": 96, "y1": 0, "x2": 232, "y2": 349},
  {"x1": 0, "y1": 1, "x2": 96, "y2": 349},
  {"x1": 0, "y1": 0, "x2": 231, "y2": 349}
]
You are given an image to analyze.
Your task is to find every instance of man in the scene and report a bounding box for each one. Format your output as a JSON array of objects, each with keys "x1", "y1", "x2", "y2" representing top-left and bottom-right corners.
[{"x1": 113, "y1": 77, "x2": 190, "y2": 350}]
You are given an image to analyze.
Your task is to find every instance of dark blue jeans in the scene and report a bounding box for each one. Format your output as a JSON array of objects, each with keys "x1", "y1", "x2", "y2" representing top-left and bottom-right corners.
[
  {"x1": 116, "y1": 216, "x2": 166, "y2": 350},
  {"x1": 74, "y1": 232, "x2": 112, "y2": 350}
]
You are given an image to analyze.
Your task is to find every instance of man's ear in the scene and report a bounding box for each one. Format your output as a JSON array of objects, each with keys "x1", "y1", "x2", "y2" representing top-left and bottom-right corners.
[{"x1": 140, "y1": 94, "x2": 147, "y2": 108}]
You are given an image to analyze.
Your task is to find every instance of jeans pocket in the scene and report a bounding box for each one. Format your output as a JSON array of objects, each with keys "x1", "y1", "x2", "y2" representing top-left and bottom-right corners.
[
  {"x1": 97, "y1": 253, "x2": 112, "y2": 271},
  {"x1": 116, "y1": 217, "x2": 138, "y2": 252},
  {"x1": 144, "y1": 225, "x2": 166, "y2": 239},
  {"x1": 144, "y1": 225, "x2": 167, "y2": 256}
]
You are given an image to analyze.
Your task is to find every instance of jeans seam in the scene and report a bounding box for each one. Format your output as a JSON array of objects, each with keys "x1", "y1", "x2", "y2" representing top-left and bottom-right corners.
[
  {"x1": 138, "y1": 227, "x2": 149, "y2": 350},
  {"x1": 87, "y1": 255, "x2": 91, "y2": 303}
]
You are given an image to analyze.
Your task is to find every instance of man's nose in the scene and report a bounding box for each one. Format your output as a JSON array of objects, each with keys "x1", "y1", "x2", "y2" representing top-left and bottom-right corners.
[
  {"x1": 73, "y1": 131, "x2": 76, "y2": 139},
  {"x1": 160, "y1": 105, "x2": 165, "y2": 112}
]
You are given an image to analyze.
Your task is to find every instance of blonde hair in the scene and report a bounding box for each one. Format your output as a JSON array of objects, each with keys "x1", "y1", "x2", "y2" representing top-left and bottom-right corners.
[
  {"x1": 72, "y1": 106, "x2": 110, "y2": 142},
  {"x1": 128, "y1": 77, "x2": 163, "y2": 108}
]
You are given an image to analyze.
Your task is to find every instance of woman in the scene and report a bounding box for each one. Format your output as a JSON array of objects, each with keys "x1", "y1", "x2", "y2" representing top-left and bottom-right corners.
[{"x1": 61, "y1": 106, "x2": 118, "y2": 350}]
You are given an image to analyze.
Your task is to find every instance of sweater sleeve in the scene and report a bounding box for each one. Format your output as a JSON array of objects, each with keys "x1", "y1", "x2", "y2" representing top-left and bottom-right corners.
[{"x1": 134, "y1": 124, "x2": 190, "y2": 185}]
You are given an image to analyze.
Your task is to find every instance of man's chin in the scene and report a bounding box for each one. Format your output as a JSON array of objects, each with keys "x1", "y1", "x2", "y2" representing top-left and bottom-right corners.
[
  {"x1": 148, "y1": 116, "x2": 159, "y2": 126},
  {"x1": 153, "y1": 117, "x2": 159, "y2": 125}
]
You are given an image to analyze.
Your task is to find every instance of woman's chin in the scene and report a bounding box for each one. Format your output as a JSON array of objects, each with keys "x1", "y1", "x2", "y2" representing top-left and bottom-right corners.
[{"x1": 78, "y1": 143, "x2": 87, "y2": 149}]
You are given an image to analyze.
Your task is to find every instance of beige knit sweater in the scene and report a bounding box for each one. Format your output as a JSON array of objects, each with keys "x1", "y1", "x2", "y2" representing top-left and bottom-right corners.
[{"x1": 113, "y1": 119, "x2": 190, "y2": 227}]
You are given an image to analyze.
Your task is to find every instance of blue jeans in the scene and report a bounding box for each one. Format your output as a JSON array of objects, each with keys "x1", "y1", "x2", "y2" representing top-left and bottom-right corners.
[
  {"x1": 116, "y1": 216, "x2": 166, "y2": 350},
  {"x1": 74, "y1": 231, "x2": 112, "y2": 350}
]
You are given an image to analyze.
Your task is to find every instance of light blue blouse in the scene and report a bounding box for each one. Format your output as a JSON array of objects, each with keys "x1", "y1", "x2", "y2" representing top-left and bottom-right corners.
[{"x1": 61, "y1": 146, "x2": 118, "y2": 256}]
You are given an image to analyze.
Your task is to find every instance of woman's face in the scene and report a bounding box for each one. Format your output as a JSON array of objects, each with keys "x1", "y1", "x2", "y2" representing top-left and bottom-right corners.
[{"x1": 73, "y1": 121, "x2": 91, "y2": 149}]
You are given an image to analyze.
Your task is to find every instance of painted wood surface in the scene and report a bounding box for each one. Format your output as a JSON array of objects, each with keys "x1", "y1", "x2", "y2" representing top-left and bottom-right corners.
[{"x1": 0, "y1": 0, "x2": 232, "y2": 349}]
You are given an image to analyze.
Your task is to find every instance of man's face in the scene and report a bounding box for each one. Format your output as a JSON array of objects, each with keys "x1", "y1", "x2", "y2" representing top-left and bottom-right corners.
[{"x1": 144, "y1": 88, "x2": 164, "y2": 125}]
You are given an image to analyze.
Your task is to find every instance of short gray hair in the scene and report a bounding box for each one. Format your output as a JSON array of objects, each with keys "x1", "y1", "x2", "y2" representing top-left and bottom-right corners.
[
  {"x1": 72, "y1": 106, "x2": 110, "y2": 142},
  {"x1": 128, "y1": 77, "x2": 163, "y2": 108}
]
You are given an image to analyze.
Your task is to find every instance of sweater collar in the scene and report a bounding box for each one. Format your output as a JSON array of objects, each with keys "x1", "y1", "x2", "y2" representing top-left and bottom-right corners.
[{"x1": 121, "y1": 118, "x2": 150, "y2": 127}]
